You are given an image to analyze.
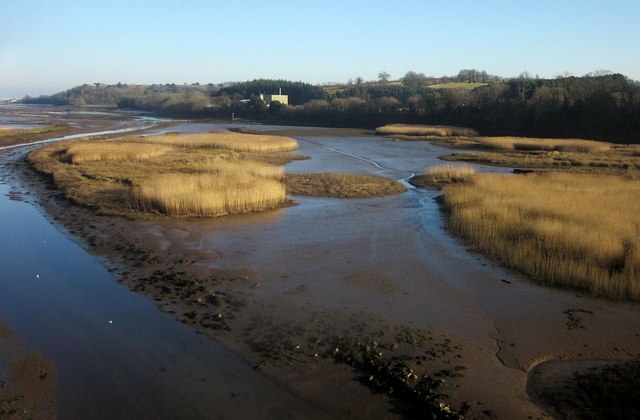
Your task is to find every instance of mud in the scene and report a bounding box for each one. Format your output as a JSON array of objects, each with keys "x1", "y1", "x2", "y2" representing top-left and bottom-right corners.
[{"x1": 0, "y1": 321, "x2": 56, "y2": 419}]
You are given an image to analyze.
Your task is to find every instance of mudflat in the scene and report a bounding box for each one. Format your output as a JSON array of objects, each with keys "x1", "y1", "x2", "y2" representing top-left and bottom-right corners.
[
  {"x1": 16, "y1": 120, "x2": 640, "y2": 417},
  {"x1": 0, "y1": 321, "x2": 56, "y2": 418}
]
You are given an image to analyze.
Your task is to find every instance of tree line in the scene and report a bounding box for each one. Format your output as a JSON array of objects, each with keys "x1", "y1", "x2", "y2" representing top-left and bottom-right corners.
[{"x1": 22, "y1": 72, "x2": 640, "y2": 143}]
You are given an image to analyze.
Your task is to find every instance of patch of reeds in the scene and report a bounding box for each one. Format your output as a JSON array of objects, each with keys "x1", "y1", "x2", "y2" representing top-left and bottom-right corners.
[
  {"x1": 63, "y1": 142, "x2": 172, "y2": 163},
  {"x1": 133, "y1": 173, "x2": 286, "y2": 217},
  {"x1": 411, "y1": 164, "x2": 477, "y2": 188},
  {"x1": 284, "y1": 172, "x2": 405, "y2": 198},
  {"x1": 479, "y1": 137, "x2": 611, "y2": 153},
  {"x1": 442, "y1": 148, "x2": 640, "y2": 176},
  {"x1": 28, "y1": 132, "x2": 296, "y2": 218},
  {"x1": 422, "y1": 164, "x2": 476, "y2": 184},
  {"x1": 0, "y1": 124, "x2": 70, "y2": 147},
  {"x1": 184, "y1": 160, "x2": 284, "y2": 179},
  {"x1": 375, "y1": 124, "x2": 478, "y2": 137},
  {"x1": 0, "y1": 124, "x2": 67, "y2": 138},
  {"x1": 441, "y1": 172, "x2": 640, "y2": 301},
  {"x1": 141, "y1": 131, "x2": 298, "y2": 153}
]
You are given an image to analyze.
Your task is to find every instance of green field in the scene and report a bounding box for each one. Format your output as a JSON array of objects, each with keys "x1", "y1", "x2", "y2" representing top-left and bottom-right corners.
[{"x1": 428, "y1": 82, "x2": 489, "y2": 90}]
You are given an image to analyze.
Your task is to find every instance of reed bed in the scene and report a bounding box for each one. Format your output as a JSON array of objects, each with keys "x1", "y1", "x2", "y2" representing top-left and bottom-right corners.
[
  {"x1": 63, "y1": 142, "x2": 172, "y2": 163},
  {"x1": 0, "y1": 124, "x2": 70, "y2": 147},
  {"x1": 424, "y1": 164, "x2": 476, "y2": 184},
  {"x1": 442, "y1": 172, "x2": 640, "y2": 300},
  {"x1": 479, "y1": 137, "x2": 611, "y2": 153},
  {"x1": 183, "y1": 160, "x2": 284, "y2": 180},
  {"x1": 28, "y1": 131, "x2": 297, "y2": 218},
  {"x1": 141, "y1": 131, "x2": 298, "y2": 153},
  {"x1": 376, "y1": 124, "x2": 478, "y2": 137},
  {"x1": 134, "y1": 173, "x2": 286, "y2": 217}
]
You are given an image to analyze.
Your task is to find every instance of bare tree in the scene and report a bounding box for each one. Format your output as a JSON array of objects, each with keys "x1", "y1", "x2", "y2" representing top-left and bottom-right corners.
[
  {"x1": 402, "y1": 71, "x2": 427, "y2": 88},
  {"x1": 378, "y1": 71, "x2": 391, "y2": 83},
  {"x1": 516, "y1": 71, "x2": 535, "y2": 102}
]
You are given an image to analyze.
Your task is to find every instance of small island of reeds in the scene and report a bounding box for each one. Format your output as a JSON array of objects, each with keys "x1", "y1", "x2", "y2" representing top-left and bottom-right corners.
[
  {"x1": 375, "y1": 123, "x2": 478, "y2": 137},
  {"x1": 28, "y1": 130, "x2": 405, "y2": 218},
  {"x1": 28, "y1": 131, "x2": 299, "y2": 218}
]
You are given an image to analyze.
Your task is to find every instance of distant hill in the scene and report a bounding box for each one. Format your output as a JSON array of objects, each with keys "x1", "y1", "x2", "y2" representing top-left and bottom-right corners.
[{"x1": 19, "y1": 73, "x2": 640, "y2": 143}]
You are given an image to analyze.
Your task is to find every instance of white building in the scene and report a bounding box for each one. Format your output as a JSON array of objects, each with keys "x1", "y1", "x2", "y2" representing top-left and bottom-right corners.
[{"x1": 259, "y1": 88, "x2": 288, "y2": 105}]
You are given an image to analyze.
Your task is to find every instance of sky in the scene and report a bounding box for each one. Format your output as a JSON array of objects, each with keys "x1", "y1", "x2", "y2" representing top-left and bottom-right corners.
[{"x1": 1, "y1": 0, "x2": 639, "y2": 97}]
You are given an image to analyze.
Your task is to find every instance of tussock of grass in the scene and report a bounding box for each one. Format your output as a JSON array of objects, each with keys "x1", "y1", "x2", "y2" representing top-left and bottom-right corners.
[
  {"x1": 63, "y1": 142, "x2": 172, "y2": 163},
  {"x1": 141, "y1": 131, "x2": 298, "y2": 153},
  {"x1": 424, "y1": 163, "x2": 476, "y2": 184},
  {"x1": 376, "y1": 124, "x2": 478, "y2": 137},
  {"x1": 284, "y1": 172, "x2": 405, "y2": 198},
  {"x1": 479, "y1": 137, "x2": 611, "y2": 153},
  {"x1": 28, "y1": 132, "x2": 297, "y2": 218},
  {"x1": 134, "y1": 173, "x2": 285, "y2": 217},
  {"x1": 442, "y1": 172, "x2": 640, "y2": 301}
]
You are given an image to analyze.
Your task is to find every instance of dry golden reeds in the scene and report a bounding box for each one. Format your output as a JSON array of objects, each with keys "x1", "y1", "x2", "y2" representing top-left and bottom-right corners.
[
  {"x1": 64, "y1": 142, "x2": 171, "y2": 163},
  {"x1": 133, "y1": 173, "x2": 286, "y2": 216},
  {"x1": 442, "y1": 172, "x2": 640, "y2": 300},
  {"x1": 184, "y1": 160, "x2": 284, "y2": 179},
  {"x1": 375, "y1": 124, "x2": 478, "y2": 137},
  {"x1": 478, "y1": 137, "x2": 611, "y2": 153},
  {"x1": 424, "y1": 163, "x2": 476, "y2": 183},
  {"x1": 28, "y1": 131, "x2": 297, "y2": 218},
  {"x1": 141, "y1": 131, "x2": 298, "y2": 153}
]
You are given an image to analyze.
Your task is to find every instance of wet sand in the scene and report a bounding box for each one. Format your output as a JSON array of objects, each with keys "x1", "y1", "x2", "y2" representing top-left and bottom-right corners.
[
  {"x1": 0, "y1": 320, "x2": 56, "y2": 418},
  {"x1": 4, "y1": 110, "x2": 640, "y2": 417}
]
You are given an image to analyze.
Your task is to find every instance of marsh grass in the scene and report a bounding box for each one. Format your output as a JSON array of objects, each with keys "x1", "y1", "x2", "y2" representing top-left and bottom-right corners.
[
  {"x1": 63, "y1": 142, "x2": 172, "y2": 163},
  {"x1": 442, "y1": 172, "x2": 640, "y2": 301},
  {"x1": 411, "y1": 164, "x2": 476, "y2": 187},
  {"x1": 0, "y1": 124, "x2": 70, "y2": 147},
  {"x1": 140, "y1": 131, "x2": 298, "y2": 153},
  {"x1": 478, "y1": 137, "x2": 611, "y2": 153},
  {"x1": 376, "y1": 124, "x2": 478, "y2": 137},
  {"x1": 28, "y1": 132, "x2": 298, "y2": 218},
  {"x1": 284, "y1": 172, "x2": 405, "y2": 198},
  {"x1": 443, "y1": 148, "x2": 640, "y2": 176},
  {"x1": 183, "y1": 160, "x2": 284, "y2": 179},
  {"x1": 134, "y1": 173, "x2": 285, "y2": 217}
]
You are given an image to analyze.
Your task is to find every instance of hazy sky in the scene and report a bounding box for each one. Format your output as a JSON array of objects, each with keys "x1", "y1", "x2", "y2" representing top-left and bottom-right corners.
[{"x1": 1, "y1": 0, "x2": 639, "y2": 97}]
